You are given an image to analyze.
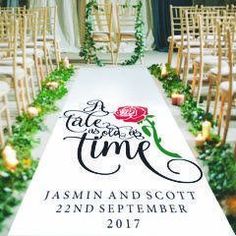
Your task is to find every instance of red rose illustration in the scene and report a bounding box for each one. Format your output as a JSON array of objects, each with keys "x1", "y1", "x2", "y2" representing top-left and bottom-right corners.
[{"x1": 114, "y1": 106, "x2": 148, "y2": 123}]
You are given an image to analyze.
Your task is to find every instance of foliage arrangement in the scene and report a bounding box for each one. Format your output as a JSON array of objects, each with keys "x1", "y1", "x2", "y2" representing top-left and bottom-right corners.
[
  {"x1": 0, "y1": 63, "x2": 74, "y2": 231},
  {"x1": 122, "y1": 0, "x2": 145, "y2": 65},
  {"x1": 80, "y1": 0, "x2": 145, "y2": 66},
  {"x1": 80, "y1": 0, "x2": 103, "y2": 66},
  {"x1": 149, "y1": 63, "x2": 236, "y2": 232}
]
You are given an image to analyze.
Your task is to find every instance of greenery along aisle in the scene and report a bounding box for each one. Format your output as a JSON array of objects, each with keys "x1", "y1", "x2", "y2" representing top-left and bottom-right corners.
[
  {"x1": 80, "y1": 0, "x2": 144, "y2": 66},
  {"x1": 80, "y1": 0, "x2": 103, "y2": 66},
  {"x1": 148, "y1": 64, "x2": 236, "y2": 233},
  {"x1": 0, "y1": 62, "x2": 75, "y2": 232},
  {"x1": 122, "y1": 0, "x2": 145, "y2": 66}
]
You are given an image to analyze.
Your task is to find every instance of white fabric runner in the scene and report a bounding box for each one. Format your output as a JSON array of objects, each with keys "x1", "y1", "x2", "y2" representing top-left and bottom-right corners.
[{"x1": 9, "y1": 67, "x2": 234, "y2": 236}]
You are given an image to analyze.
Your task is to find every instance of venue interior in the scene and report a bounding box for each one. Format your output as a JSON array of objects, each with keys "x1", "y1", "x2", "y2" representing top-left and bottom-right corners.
[{"x1": 0, "y1": 0, "x2": 236, "y2": 235}]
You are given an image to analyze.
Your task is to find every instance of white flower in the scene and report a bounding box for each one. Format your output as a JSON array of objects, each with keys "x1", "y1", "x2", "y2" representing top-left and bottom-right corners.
[
  {"x1": 27, "y1": 106, "x2": 39, "y2": 118},
  {"x1": 46, "y1": 81, "x2": 59, "y2": 90}
]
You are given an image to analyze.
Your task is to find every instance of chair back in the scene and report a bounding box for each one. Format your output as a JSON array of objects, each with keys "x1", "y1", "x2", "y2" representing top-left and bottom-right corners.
[
  {"x1": 92, "y1": 3, "x2": 113, "y2": 35},
  {"x1": 116, "y1": 3, "x2": 137, "y2": 35}
]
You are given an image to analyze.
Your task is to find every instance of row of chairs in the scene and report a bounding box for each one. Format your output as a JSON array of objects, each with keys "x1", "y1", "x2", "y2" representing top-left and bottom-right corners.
[
  {"x1": 0, "y1": 6, "x2": 61, "y2": 146},
  {"x1": 90, "y1": 2, "x2": 141, "y2": 64},
  {"x1": 168, "y1": 5, "x2": 236, "y2": 145}
]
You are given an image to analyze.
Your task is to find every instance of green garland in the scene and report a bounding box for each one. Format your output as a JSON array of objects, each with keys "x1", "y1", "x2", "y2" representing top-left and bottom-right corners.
[
  {"x1": 80, "y1": 0, "x2": 145, "y2": 66},
  {"x1": 0, "y1": 64, "x2": 75, "y2": 231},
  {"x1": 122, "y1": 0, "x2": 145, "y2": 65},
  {"x1": 149, "y1": 64, "x2": 236, "y2": 233},
  {"x1": 80, "y1": 0, "x2": 103, "y2": 67}
]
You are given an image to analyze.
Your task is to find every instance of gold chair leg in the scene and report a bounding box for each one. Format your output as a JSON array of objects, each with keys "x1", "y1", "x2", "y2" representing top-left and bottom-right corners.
[
  {"x1": 47, "y1": 47, "x2": 54, "y2": 71},
  {"x1": 196, "y1": 69, "x2": 203, "y2": 105},
  {"x1": 24, "y1": 75, "x2": 31, "y2": 105},
  {"x1": 206, "y1": 77, "x2": 213, "y2": 114},
  {"x1": 115, "y1": 38, "x2": 121, "y2": 65},
  {"x1": 191, "y1": 62, "x2": 198, "y2": 96},
  {"x1": 168, "y1": 40, "x2": 174, "y2": 65},
  {"x1": 218, "y1": 93, "x2": 225, "y2": 136},
  {"x1": 14, "y1": 80, "x2": 23, "y2": 115},
  {"x1": 28, "y1": 67, "x2": 36, "y2": 99},
  {"x1": 109, "y1": 40, "x2": 114, "y2": 65},
  {"x1": 183, "y1": 55, "x2": 189, "y2": 85},
  {"x1": 55, "y1": 40, "x2": 61, "y2": 66},
  {"x1": 19, "y1": 80, "x2": 27, "y2": 113},
  {"x1": 221, "y1": 97, "x2": 232, "y2": 145},
  {"x1": 176, "y1": 47, "x2": 183, "y2": 75},
  {"x1": 3, "y1": 94, "x2": 12, "y2": 135},
  {"x1": 0, "y1": 119, "x2": 4, "y2": 147},
  {"x1": 38, "y1": 57, "x2": 45, "y2": 86},
  {"x1": 213, "y1": 81, "x2": 220, "y2": 120}
]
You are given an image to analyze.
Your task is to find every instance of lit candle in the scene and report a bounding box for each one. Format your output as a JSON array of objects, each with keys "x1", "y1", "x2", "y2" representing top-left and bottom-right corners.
[
  {"x1": 177, "y1": 94, "x2": 185, "y2": 105},
  {"x1": 195, "y1": 133, "x2": 206, "y2": 147},
  {"x1": 171, "y1": 93, "x2": 178, "y2": 105},
  {"x1": 222, "y1": 196, "x2": 236, "y2": 216},
  {"x1": 161, "y1": 65, "x2": 168, "y2": 77},
  {"x1": 202, "y1": 121, "x2": 212, "y2": 140},
  {"x1": 2, "y1": 145, "x2": 19, "y2": 171}
]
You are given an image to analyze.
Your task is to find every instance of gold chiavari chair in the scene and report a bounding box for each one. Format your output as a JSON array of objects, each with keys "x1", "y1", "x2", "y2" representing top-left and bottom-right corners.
[
  {"x1": 175, "y1": 7, "x2": 205, "y2": 75},
  {"x1": 206, "y1": 18, "x2": 236, "y2": 119},
  {"x1": 191, "y1": 14, "x2": 229, "y2": 104},
  {"x1": 168, "y1": 5, "x2": 198, "y2": 67},
  {"x1": 217, "y1": 27, "x2": 236, "y2": 144},
  {"x1": 91, "y1": 3, "x2": 114, "y2": 64},
  {"x1": 20, "y1": 9, "x2": 45, "y2": 89},
  {"x1": 36, "y1": 7, "x2": 54, "y2": 74},
  {"x1": 115, "y1": 2, "x2": 139, "y2": 64},
  {"x1": 181, "y1": 10, "x2": 214, "y2": 85},
  {"x1": 1, "y1": 13, "x2": 37, "y2": 104},
  {"x1": 44, "y1": 6, "x2": 61, "y2": 67},
  {"x1": 0, "y1": 16, "x2": 27, "y2": 114},
  {"x1": 0, "y1": 81, "x2": 12, "y2": 146}
]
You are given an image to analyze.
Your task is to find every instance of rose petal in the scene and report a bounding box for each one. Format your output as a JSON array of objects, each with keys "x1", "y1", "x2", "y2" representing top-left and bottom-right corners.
[{"x1": 123, "y1": 115, "x2": 145, "y2": 123}]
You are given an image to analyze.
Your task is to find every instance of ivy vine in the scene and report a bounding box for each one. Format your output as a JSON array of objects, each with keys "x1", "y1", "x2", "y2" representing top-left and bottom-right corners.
[
  {"x1": 122, "y1": 0, "x2": 145, "y2": 65},
  {"x1": 80, "y1": 0, "x2": 103, "y2": 66}
]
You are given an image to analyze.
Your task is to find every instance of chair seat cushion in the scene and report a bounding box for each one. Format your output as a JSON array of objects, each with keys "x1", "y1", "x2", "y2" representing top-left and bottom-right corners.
[
  {"x1": 0, "y1": 57, "x2": 34, "y2": 67},
  {"x1": 176, "y1": 40, "x2": 200, "y2": 47},
  {"x1": 26, "y1": 42, "x2": 52, "y2": 48},
  {"x1": 0, "y1": 81, "x2": 10, "y2": 95},
  {"x1": 37, "y1": 35, "x2": 55, "y2": 41},
  {"x1": 209, "y1": 66, "x2": 236, "y2": 76},
  {"x1": 17, "y1": 48, "x2": 44, "y2": 57},
  {"x1": 120, "y1": 30, "x2": 135, "y2": 34},
  {"x1": 183, "y1": 48, "x2": 213, "y2": 55},
  {"x1": 92, "y1": 33, "x2": 110, "y2": 42},
  {"x1": 0, "y1": 43, "x2": 9, "y2": 48},
  {"x1": 167, "y1": 35, "x2": 189, "y2": 42},
  {"x1": 0, "y1": 66, "x2": 25, "y2": 77},
  {"x1": 220, "y1": 81, "x2": 236, "y2": 94},
  {"x1": 194, "y1": 55, "x2": 228, "y2": 66},
  {"x1": 120, "y1": 34, "x2": 136, "y2": 41}
]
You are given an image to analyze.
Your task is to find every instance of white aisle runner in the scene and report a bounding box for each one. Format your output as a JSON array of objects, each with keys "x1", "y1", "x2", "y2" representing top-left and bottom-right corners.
[{"x1": 9, "y1": 67, "x2": 234, "y2": 236}]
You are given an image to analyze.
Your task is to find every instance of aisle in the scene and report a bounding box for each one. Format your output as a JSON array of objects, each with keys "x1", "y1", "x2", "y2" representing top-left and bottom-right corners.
[{"x1": 9, "y1": 67, "x2": 234, "y2": 236}]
